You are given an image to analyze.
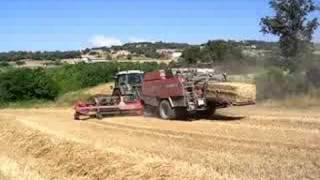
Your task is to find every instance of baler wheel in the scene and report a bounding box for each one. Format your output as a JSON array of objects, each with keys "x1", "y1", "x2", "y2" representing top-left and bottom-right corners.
[
  {"x1": 96, "y1": 113, "x2": 103, "y2": 120},
  {"x1": 198, "y1": 103, "x2": 216, "y2": 119},
  {"x1": 74, "y1": 112, "x2": 80, "y2": 120},
  {"x1": 159, "y1": 100, "x2": 175, "y2": 120},
  {"x1": 175, "y1": 107, "x2": 187, "y2": 120},
  {"x1": 144, "y1": 104, "x2": 155, "y2": 117}
]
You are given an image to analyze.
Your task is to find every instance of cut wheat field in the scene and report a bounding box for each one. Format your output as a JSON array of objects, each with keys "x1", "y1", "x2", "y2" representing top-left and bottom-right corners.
[{"x1": 0, "y1": 105, "x2": 319, "y2": 180}]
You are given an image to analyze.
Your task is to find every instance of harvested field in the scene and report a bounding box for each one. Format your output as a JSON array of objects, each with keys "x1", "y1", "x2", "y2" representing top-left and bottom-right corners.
[
  {"x1": 0, "y1": 173, "x2": 8, "y2": 180},
  {"x1": 0, "y1": 106, "x2": 319, "y2": 179}
]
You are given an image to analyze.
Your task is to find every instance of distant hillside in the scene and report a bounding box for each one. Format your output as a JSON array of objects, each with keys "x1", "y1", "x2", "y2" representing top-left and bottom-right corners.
[
  {"x1": 90, "y1": 42, "x2": 190, "y2": 51},
  {"x1": 201, "y1": 40, "x2": 278, "y2": 50},
  {"x1": 1, "y1": 40, "x2": 318, "y2": 65},
  {"x1": 0, "y1": 51, "x2": 81, "y2": 62},
  {"x1": 81, "y1": 42, "x2": 190, "y2": 60}
]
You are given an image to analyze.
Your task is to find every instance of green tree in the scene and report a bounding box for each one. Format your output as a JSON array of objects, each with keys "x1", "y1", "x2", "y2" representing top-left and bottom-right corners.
[
  {"x1": 200, "y1": 40, "x2": 244, "y2": 64},
  {"x1": 127, "y1": 54, "x2": 132, "y2": 60},
  {"x1": 15, "y1": 61, "x2": 26, "y2": 66},
  {"x1": 261, "y1": 0, "x2": 319, "y2": 71},
  {"x1": 0, "y1": 61, "x2": 9, "y2": 67},
  {"x1": 181, "y1": 47, "x2": 202, "y2": 64},
  {"x1": 0, "y1": 68, "x2": 59, "y2": 102},
  {"x1": 206, "y1": 40, "x2": 228, "y2": 61}
]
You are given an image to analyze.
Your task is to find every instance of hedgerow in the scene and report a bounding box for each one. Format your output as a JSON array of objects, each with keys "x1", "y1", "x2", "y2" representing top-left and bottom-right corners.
[{"x1": 0, "y1": 62, "x2": 161, "y2": 104}]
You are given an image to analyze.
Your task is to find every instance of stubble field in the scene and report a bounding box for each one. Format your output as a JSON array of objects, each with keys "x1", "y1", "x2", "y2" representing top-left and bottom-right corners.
[{"x1": 0, "y1": 105, "x2": 319, "y2": 180}]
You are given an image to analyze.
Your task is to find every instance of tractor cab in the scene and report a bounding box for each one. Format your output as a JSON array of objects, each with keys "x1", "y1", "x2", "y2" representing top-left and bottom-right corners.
[{"x1": 112, "y1": 70, "x2": 144, "y2": 97}]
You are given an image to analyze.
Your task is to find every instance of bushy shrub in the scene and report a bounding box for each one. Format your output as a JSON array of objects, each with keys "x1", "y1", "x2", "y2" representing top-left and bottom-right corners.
[
  {"x1": 15, "y1": 61, "x2": 26, "y2": 66},
  {"x1": 0, "y1": 61, "x2": 9, "y2": 67},
  {"x1": 256, "y1": 67, "x2": 309, "y2": 100},
  {"x1": 0, "y1": 68, "x2": 59, "y2": 102},
  {"x1": 306, "y1": 60, "x2": 320, "y2": 88}
]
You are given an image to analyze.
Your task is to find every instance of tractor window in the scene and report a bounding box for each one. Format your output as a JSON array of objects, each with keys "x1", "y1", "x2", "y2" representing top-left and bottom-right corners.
[
  {"x1": 165, "y1": 70, "x2": 174, "y2": 78},
  {"x1": 128, "y1": 74, "x2": 143, "y2": 85},
  {"x1": 118, "y1": 75, "x2": 127, "y2": 85}
]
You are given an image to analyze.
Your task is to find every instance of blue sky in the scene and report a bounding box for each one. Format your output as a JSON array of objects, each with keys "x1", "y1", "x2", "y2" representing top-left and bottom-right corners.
[{"x1": 0, "y1": 0, "x2": 319, "y2": 51}]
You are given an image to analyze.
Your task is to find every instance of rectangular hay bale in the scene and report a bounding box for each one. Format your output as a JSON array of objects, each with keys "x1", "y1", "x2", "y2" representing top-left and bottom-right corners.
[{"x1": 207, "y1": 82, "x2": 256, "y2": 105}]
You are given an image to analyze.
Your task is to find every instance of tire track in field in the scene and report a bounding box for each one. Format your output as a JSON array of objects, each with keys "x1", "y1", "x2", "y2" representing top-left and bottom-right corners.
[
  {"x1": 15, "y1": 114, "x2": 319, "y2": 165},
  {"x1": 2, "y1": 109, "x2": 320, "y2": 155},
  {"x1": 103, "y1": 112, "x2": 320, "y2": 134},
  {"x1": 5, "y1": 108, "x2": 320, "y2": 131},
  {"x1": 0, "y1": 118, "x2": 242, "y2": 180},
  {"x1": 0, "y1": 173, "x2": 9, "y2": 180},
  {"x1": 100, "y1": 116, "x2": 320, "y2": 143},
  {"x1": 1, "y1": 108, "x2": 320, "y2": 179},
  {"x1": 218, "y1": 107, "x2": 320, "y2": 131},
  {"x1": 10, "y1": 112, "x2": 318, "y2": 168},
  {"x1": 223, "y1": 106, "x2": 320, "y2": 120},
  {"x1": 88, "y1": 120, "x2": 320, "y2": 154},
  {"x1": 5, "y1": 109, "x2": 319, "y2": 154},
  {"x1": 85, "y1": 120, "x2": 320, "y2": 180},
  {"x1": 235, "y1": 117, "x2": 320, "y2": 132}
]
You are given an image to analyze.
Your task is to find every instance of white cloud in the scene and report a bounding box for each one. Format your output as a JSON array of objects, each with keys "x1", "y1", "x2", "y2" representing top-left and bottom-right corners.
[
  {"x1": 89, "y1": 35, "x2": 122, "y2": 47},
  {"x1": 128, "y1": 37, "x2": 156, "y2": 43},
  {"x1": 128, "y1": 37, "x2": 148, "y2": 43}
]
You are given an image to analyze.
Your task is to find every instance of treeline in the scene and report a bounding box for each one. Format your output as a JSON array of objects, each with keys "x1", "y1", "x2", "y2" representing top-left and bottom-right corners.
[
  {"x1": 87, "y1": 41, "x2": 277, "y2": 60},
  {"x1": 112, "y1": 42, "x2": 188, "y2": 59},
  {"x1": 119, "y1": 42, "x2": 190, "y2": 50},
  {"x1": 176, "y1": 40, "x2": 295, "y2": 74},
  {"x1": 0, "y1": 62, "x2": 161, "y2": 104},
  {"x1": 98, "y1": 42, "x2": 190, "y2": 51},
  {"x1": 120, "y1": 44, "x2": 161, "y2": 59},
  {"x1": 237, "y1": 40, "x2": 277, "y2": 50},
  {"x1": 86, "y1": 42, "x2": 190, "y2": 59},
  {"x1": 0, "y1": 51, "x2": 81, "y2": 62},
  {"x1": 0, "y1": 41, "x2": 279, "y2": 62},
  {"x1": 180, "y1": 40, "x2": 256, "y2": 65}
]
